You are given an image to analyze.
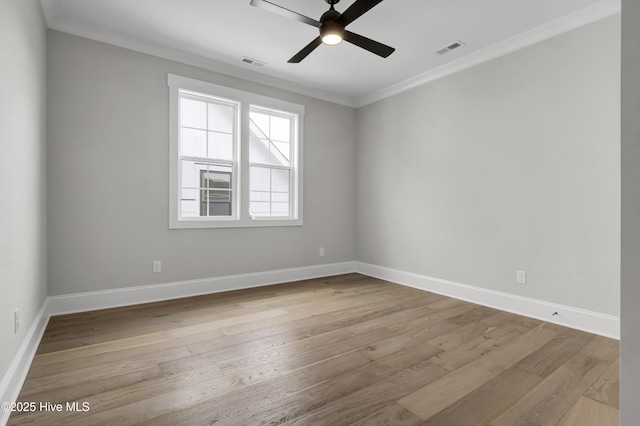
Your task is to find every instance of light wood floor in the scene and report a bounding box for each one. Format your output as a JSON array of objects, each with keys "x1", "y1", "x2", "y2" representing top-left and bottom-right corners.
[{"x1": 9, "y1": 274, "x2": 619, "y2": 425}]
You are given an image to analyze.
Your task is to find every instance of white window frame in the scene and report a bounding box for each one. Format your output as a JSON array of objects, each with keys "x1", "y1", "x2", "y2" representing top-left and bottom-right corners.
[{"x1": 168, "y1": 74, "x2": 304, "y2": 229}]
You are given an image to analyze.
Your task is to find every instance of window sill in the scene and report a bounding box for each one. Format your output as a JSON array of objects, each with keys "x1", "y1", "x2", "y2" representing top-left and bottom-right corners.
[{"x1": 169, "y1": 217, "x2": 303, "y2": 229}]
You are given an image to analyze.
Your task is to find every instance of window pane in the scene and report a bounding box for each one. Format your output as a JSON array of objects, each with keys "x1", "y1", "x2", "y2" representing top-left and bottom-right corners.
[
  {"x1": 272, "y1": 168, "x2": 290, "y2": 193},
  {"x1": 248, "y1": 166, "x2": 291, "y2": 218},
  {"x1": 207, "y1": 132, "x2": 233, "y2": 160},
  {"x1": 250, "y1": 166, "x2": 271, "y2": 191},
  {"x1": 271, "y1": 115, "x2": 290, "y2": 142},
  {"x1": 208, "y1": 103, "x2": 234, "y2": 133},
  {"x1": 199, "y1": 165, "x2": 232, "y2": 217},
  {"x1": 250, "y1": 202, "x2": 270, "y2": 216},
  {"x1": 180, "y1": 98, "x2": 207, "y2": 129},
  {"x1": 203, "y1": 188, "x2": 231, "y2": 204},
  {"x1": 250, "y1": 111, "x2": 270, "y2": 136},
  {"x1": 250, "y1": 191, "x2": 270, "y2": 202},
  {"x1": 249, "y1": 118, "x2": 270, "y2": 165},
  {"x1": 181, "y1": 188, "x2": 198, "y2": 200},
  {"x1": 180, "y1": 200, "x2": 199, "y2": 217},
  {"x1": 250, "y1": 136, "x2": 270, "y2": 164},
  {"x1": 249, "y1": 114, "x2": 291, "y2": 166},
  {"x1": 273, "y1": 141, "x2": 290, "y2": 164},
  {"x1": 180, "y1": 128, "x2": 207, "y2": 157},
  {"x1": 181, "y1": 160, "x2": 202, "y2": 189},
  {"x1": 180, "y1": 161, "x2": 233, "y2": 218},
  {"x1": 269, "y1": 144, "x2": 289, "y2": 166},
  {"x1": 271, "y1": 202, "x2": 290, "y2": 216},
  {"x1": 201, "y1": 169, "x2": 230, "y2": 189},
  {"x1": 272, "y1": 192, "x2": 289, "y2": 203}
]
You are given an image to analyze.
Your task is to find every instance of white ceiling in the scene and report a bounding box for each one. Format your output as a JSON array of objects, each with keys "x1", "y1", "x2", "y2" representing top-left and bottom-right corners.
[{"x1": 40, "y1": 0, "x2": 619, "y2": 107}]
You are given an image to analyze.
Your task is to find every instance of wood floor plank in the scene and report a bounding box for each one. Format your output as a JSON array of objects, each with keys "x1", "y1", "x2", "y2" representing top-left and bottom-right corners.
[
  {"x1": 137, "y1": 351, "x2": 375, "y2": 425},
  {"x1": 397, "y1": 322, "x2": 561, "y2": 420},
  {"x1": 207, "y1": 340, "x2": 445, "y2": 426},
  {"x1": 185, "y1": 300, "x2": 401, "y2": 357},
  {"x1": 556, "y1": 396, "x2": 620, "y2": 426},
  {"x1": 283, "y1": 358, "x2": 446, "y2": 425},
  {"x1": 219, "y1": 292, "x2": 389, "y2": 335},
  {"x1": 160, "y1": 307, "x2": 290, "y2": 339},
  {"x1": 81, "y1": 363, "x2": 277, "y2": 426},
  {"x1": 12, "y1": 365, "x2": 162, "y2": 424},
  {"x1": 421, "y1": 368, "x2": 543, "y2": 426},
  {"x1": 32, "y1": 332, "x2": 168, "y2": 366},
  {"x1": 584, "y1": 357, "x2": 620, "y2": 409},
  {"x1": 349, "y1": 403, "x2": 423, "y2": 426},
  {"x1": 427, "y1": 318, "x2": 536, "y2": 372},
  {"x1": 19, "y1": 346, "x2": 191, "y2": 397},
  {"x1": 514, "y1": 327, "x2": 595, "y2": 378},
  {"x1": 8, "y1": 274, "x2": 619, "y2": 426},
  {"x1": 490, "y1": 352, "x2": 609, "y2": 425},
  {"x1": 160, "y1": 303, "x2": 404, "y2": 375},
  {"x1": 426, "y1": 310, "x2": 518, "y2": 351},
  {"x1": 581, "y1": 335, "x2": 620, "y2": 362},
  {"x1": 24, "y1": 334, "x2": 201, "y2": 379}
]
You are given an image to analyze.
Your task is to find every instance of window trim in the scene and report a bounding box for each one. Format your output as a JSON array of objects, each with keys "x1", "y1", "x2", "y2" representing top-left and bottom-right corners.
[{"x1": 168, "y1": 74, "x2": 304, "y2": 229}]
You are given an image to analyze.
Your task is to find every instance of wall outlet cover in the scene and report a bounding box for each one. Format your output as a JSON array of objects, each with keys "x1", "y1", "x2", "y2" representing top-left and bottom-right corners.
[{"x1": 517, "y1": 270, "x2": 527, "y2": 284}]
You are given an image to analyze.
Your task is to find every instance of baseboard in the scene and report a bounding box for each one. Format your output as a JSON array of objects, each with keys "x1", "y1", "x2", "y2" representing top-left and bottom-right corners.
[
  {"x1": 47, "y1": 261, "x2": 357, "y2": 316},
  {"x1": 0, "y1": 301, "x2": 50, "y2": 426},
  {"x1": 355, "y1": 262, "x2": 620, "y2": 340}
]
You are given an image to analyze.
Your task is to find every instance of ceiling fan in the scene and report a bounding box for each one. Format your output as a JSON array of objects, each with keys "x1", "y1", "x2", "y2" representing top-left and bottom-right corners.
[{"x1": 249, "y1": 0, "x2": 395, "y2": 63}]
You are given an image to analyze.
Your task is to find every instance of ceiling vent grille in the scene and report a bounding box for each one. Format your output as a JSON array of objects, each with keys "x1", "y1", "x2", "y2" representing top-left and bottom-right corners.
[
  {"x1": 436, "y1": 40, "x2": 465, "y2": 55},
  {"x1": 241, "y1": 57, "x2": 266, "y2": 67}
]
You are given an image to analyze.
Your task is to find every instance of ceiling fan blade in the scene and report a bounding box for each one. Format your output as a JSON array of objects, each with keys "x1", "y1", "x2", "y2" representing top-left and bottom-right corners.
[
  {"x1": 288, "y1": 37, "x2": 323, "y2": 63},
  {"x1": 343, "y1": 30, "x2": 395, "y2": 58},
  {"x1": 250, "y1": 0, "x2": 321, "y2": 28},
  {"x1": 335, "y1": 0, "x2": 383, "y2": 27}
]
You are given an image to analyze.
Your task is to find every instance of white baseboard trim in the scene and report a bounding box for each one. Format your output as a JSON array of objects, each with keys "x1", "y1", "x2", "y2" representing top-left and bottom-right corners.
[
  {"x1": 47, "y1": 261, "x2": 357, "y2": 316},
  {"x1": 0, "y1": 301, "x2": 50, "y2": 426},
  {"x1": 355, "y1": 262, "x2": 620, "y2": 340}
]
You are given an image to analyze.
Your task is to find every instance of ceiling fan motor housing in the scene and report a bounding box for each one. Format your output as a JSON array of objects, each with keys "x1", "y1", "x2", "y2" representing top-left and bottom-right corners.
[{"x1": 319, "y1": 8, "x2": 344, "y2": 44}]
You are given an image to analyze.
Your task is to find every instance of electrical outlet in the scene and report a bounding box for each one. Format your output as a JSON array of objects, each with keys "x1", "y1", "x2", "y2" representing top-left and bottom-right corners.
[
  {"x1": 319, "y1": 247, "x2": 325, "y2": 257},
  {"x1": 14, "y1": 309, "x2": 19, "y2": 333},
  {"x1": 153, "y1": 260, "x2": 162, "y2": 273},
  {"x1": 516, "y1": 270, "x2": 527, "y2": 284}
]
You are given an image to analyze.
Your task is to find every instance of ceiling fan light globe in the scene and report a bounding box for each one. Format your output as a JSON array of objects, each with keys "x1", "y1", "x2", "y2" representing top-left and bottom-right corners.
[
  {"x1": 322, "y1": 33, "x2": 343, "y2": 45},
  {"x1": 319, "y1": 20, "x2": 344, "y2": 46}
]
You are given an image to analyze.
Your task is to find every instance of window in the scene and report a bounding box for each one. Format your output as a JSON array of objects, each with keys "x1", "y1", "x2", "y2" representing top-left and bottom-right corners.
[
  {"x1": 178, "y1": 93, "x2": 238, "y2": 219},
  {"x1": 249, "y1": 107, "x2": 295, "y2": 218},
  {"x1": 168, "y1": 74, "x2": 303, "y2": 228}
]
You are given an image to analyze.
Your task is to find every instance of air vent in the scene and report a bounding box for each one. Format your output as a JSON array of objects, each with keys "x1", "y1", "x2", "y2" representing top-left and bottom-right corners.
[
  {"x1": 436, "y1": 40, "x2": 465, "y2": 55},
  {"x1": 241, "y1": 57, "x2": 266, "y2": 67}
]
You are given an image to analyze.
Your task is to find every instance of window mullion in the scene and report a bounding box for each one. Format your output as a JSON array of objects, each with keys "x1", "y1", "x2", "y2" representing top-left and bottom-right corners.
[{"x1": 239, "y1": 102, "x2": 251, "y2": 223}]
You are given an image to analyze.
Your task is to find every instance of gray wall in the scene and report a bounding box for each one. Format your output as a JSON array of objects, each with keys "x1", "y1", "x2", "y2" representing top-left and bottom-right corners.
[
  {"x1": 47, "y1": 31, "x2": 357, "y2": 295},
  {"x1": 621, "y1": 0, "x2": 640, "y2": 423},
  {"x1": 0, "y1": 0, "x2": 47, "y2": 377},
  {"x1": 356, "y1": 16, "x2": 621, "y2": 316}
]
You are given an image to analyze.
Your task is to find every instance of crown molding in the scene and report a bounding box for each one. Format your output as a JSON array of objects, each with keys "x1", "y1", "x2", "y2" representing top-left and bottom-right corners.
[
  {"x1": 354, "y1": 0, "x2": 621, "y2": 107},
  {"x1": 40, "y1": 0, "x2": 620, "y2": 110},
  {"x1": 40, "y1": 1, "x2": 357, "y2": 108}
]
